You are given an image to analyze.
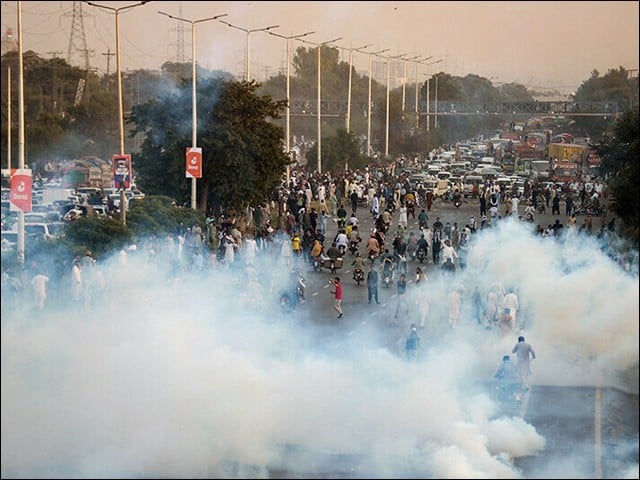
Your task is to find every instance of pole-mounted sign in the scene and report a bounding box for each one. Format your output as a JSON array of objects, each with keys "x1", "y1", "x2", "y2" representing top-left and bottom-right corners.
[
  {"x1": 112, "y1": 154, "x2": 132, "y2": 190},
  {"x1": 10, "y1": 168, "x2": 32, "y2": 212},
  {"x1": 186, "y1": 147, "x2": 202, "y2": 178}
]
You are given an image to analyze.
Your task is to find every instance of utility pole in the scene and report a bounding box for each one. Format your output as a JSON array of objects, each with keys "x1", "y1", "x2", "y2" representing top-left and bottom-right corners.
[
  {"x1": 63, "y1": 1, "x2": 93, "y2": 70},
  {"x1": 102, "y1": 48, "x2": 116, "y2": 90}
]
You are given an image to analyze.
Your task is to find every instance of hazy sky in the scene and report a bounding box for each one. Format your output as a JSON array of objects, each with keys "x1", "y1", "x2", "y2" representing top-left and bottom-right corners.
[{"x1": 1, "y1": 1, "x2": 638, "y2": 92}]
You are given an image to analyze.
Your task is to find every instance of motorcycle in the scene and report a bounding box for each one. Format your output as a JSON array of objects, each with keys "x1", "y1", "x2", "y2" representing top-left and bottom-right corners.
[
  {"x1": 279, "y1": 290, "x2": 299, "y2": 315},
  {"x1": 382, "y1": 262, "x2": 394, "y2": 288},
  {"x1": 312, "y1": 256, "x2": 323, "y2": 272},
  {"x1": 292, "y1": 270, "x2": 306, "y2": 302},
  {"x1": 348, "y1": 239, "x2": 360, "y2": 255},
  {"x1": 495, "y1": 382, "x2": 526, "y2": 407},
  {"x1": 353, "y1": 267, "x2": 364, "y2": 285}
]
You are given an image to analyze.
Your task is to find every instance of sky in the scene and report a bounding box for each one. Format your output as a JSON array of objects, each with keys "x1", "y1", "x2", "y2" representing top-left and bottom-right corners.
[
  {"x1": 1, "y1": 217, "x2": 639, "y2": 478},
  {"x1": 1, "y1": 1, "x2": 638, "y2": 93}
]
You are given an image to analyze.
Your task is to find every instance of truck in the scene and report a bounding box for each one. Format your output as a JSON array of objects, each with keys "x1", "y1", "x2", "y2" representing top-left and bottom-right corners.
[
  {"x1": 552, "y1": 160, "x2": 580, "y2": 183},
  {"x1": 546, "y1": 143, "x2": 587, "y2": 162}
]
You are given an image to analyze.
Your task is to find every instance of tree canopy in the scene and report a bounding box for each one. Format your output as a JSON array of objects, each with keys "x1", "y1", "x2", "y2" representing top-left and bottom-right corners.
[
  {"x1": 129, "y1": 77, "x2": 290, "y2": 213},
  {"x1": 596, "y1": 108, "x2": 639, "y2": 241}
]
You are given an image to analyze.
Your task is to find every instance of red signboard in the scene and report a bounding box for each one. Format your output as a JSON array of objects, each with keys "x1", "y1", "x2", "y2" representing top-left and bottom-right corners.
[
  {"x1": 186, "y1": 147, "x2": 202, "y2": 179},
  {"x1": 10, "y1": 168, "x2": 32, "y2": 212},
  {"x1": 112, "y1": 154, "x2": 132, "y2": 190}
]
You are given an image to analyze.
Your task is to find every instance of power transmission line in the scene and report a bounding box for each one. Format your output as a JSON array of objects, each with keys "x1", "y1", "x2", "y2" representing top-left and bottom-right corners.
[{"x1": 62, "y1": 1, "x2": 93, "y2": 70}]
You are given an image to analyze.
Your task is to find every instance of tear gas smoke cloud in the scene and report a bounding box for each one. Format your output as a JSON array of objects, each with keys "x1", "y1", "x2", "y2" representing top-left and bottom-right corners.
[{"x1": 1, "y1": 217, "x2": 637, "y2": 477}]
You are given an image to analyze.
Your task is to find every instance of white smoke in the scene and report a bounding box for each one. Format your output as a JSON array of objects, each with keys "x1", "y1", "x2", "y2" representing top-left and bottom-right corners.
[{"x1": 1, "y1": 217, "x2": 637, "y2": 478}]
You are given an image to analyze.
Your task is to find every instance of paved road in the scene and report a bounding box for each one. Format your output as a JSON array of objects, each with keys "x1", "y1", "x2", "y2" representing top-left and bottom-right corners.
[{"x1": 279, "y1": 196, "x2": 637, "y2": 479}]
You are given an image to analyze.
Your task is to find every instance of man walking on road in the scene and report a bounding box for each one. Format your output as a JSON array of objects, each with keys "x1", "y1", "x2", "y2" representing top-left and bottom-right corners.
[
  {"x1": 394, "y1": 273, "x2": 410, "y2": 320},
  {"x1": 329, "y1": 277, "x2": 344, "y2": 318},
  {"x1": 367, "y1": 265, "x2": 379, "y2": 304},
  {"x1": 512, "y1": 336, "x2": 536, "y2": 387}
]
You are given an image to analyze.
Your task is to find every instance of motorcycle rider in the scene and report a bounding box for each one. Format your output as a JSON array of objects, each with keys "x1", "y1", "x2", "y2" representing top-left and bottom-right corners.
[
  {"x1": 406, "y1": 231, "x2": 418, "y2": 261},
  {"x1": 381, "y1": 253, "x2": 395, "y2": 287},
  {"x1": 416, "y1": 233, "x2": 429, "y2": 263},
  {"x1": 365, "y1": 233, "x2": 381, "y2": 261},
  {"x1": 351, "y1": 252, "x2": 365, "y2": 283},
  {"x1": 348, "y1": 225, "x2": 363, "y2": 254},
  {"x1": 418, "y1": 209, "x2": 429, "y2": 230},
  {"x1": 334, "y1": 228, "x2": 349, "y2": 256},
  {"x1": 324, "y1": 242, "x2": 342, "y2": 273}
]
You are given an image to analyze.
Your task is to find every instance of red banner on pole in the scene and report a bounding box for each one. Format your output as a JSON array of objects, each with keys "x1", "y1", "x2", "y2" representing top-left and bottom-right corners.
[
  {"x1": 10, "y1": 168, "x2": 32, "y2": 212},
  {"x1": 112, "y1": 154, "x2": 132, "y2": 190},
  {"x1": 186, "y1": 147, "x2": 202, "y2": 178}
]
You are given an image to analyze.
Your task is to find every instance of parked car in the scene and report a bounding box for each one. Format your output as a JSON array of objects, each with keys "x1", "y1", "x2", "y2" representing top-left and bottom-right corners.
[{"x1": 24, "y1": 222, "x2": 62, "y2": 241}]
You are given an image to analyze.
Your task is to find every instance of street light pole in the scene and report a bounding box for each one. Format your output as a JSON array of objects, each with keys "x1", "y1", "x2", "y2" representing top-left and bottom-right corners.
[
  {"x1": 383, "y1": 52, "x2": 406, "y2": 159},
  {"x1": 158, "y1": 11, "x2": 228, "y2": 211},
  {"x1": 402, "y1": 55, "x2": 420, "y2": 114},
  {"x1": 85, "y1": 1, "x2": 149, "y2": 226},
  {"x1": 435, "y1": 73, "x2": 440, "y2": 129},
  {"x1": 366, "y1": 48, "x2": 389, "y2": 157},
  {"x1": 421, "y1": 59, "x2": 442, "y2": 132},
  {"x1": 413, "y1": 56, "x2": 432, "y2": 129},
  {"x1": 219, "y1": 20, "x2": 279, "y2": 81},
  {"x1": 345, "y1": 44, "x2": 371, "y2": 170},
  {"x1": 268, "y1": 30, "x2": 315, "y2": 187},
  {"x1": 301, "y1": 36, "x2": 343, "y2": 174},
  {"x1": 16, "y1": 1, "x2": 25, "y2": 264}
]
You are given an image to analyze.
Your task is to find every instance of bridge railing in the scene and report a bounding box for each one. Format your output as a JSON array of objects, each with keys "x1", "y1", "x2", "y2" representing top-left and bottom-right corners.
[{"x1": 288, "y1": 100, "x2": 620, "y2": 116}]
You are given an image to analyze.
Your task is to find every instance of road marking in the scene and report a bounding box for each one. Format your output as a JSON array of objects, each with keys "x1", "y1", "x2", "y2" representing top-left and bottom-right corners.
[
  {"x1": 519, "y1": 386, "x2": 531, "y2": 418},
  {"x1": 594, "y1": 386, "x2": 602, "y2": 479}
]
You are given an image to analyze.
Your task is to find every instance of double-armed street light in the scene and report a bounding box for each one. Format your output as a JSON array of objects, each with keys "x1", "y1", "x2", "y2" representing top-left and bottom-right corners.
[
  {"x1": 219, "y1": 20, "x2": 279, "y2": 82},
  {"x1": 300, "y1": 36, "x2": 343, "y2": 174},
  {"x1": 366, "y1": 48, "x2": 389, "y2": 157},
  {"x1": 381, "y1": 52, "x2": 406, "y2": 158},
  {"x1": 422, "y1": 59, "x2": 443, "y2": 131},
  {"x1": 158, "y1": 10, "x2": 228, "y2": 211},
  {"x1": 344, "y1": 43, "x2": 372, "y2": 170},
  {"x1": 413, "y1": 56, "x2": 433, "y2": 129},
  {"x1": 85, "y1": 1, "x2": 150, "y2": 225},
  {"x1": 401, "y1": 55, "x2": 421, "y2": 114},
  {"x1": 267, "y1": 29, "x2": 315, "y2": 187}
]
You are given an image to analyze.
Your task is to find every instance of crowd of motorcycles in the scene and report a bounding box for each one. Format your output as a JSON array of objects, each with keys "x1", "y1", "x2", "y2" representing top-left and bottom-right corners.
[{"x1": 278, "y1": 208, "x2": 433, "y2": 315}]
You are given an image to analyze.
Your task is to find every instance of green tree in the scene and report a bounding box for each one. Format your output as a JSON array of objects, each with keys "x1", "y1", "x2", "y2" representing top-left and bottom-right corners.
[
  {"x1": 596, "y1": 108, "x2": 639, "y2": 242},
  {"x1": 305, "y1": 128, "x2": 365, "y2": 172},
  {"x1": 130, "y1": 77, "x2": 289, "y2": 214}
]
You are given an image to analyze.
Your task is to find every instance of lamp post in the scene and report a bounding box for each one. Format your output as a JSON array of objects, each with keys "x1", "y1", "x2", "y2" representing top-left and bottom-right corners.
[
  {"x1": 344, "y1": 43, "x2": 372, "y2": 170},
  {"x1": 268, "y1": 30, "x2": 315, "y2": 187},
  {"x1": 366, "y1": 48, "x2": 389, "y2": 157},
  {"x1": 301, "y1": 36, "x2": 343, "y2": 174},
  {"x1": 413, "y1": 56, "x2": 432, "y2": 129},
  {"x1": 402, "y1": 55, "x2": 420, "y2": 114},
  {"x1": 219, "y1": 20, "x2": 279, "y2": 81},
  {"x1": 382, "y1": 52, "x2": 406, "y2": 159},
  {"x1": 158, "y1": 11, "x2": 228, "y2": 211},
  {"x1": 422, "y1": 59, "x2": 442, "y2": 132},
  {"x1": 434, "y1": 72, "x2": 442, "y2": 129},
  {"x1": 85, "y1": 1, "x2": 149, "y2": 226},
  {"x1": 16, "y1": 1, "x2": 25, "y2": 264}
]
